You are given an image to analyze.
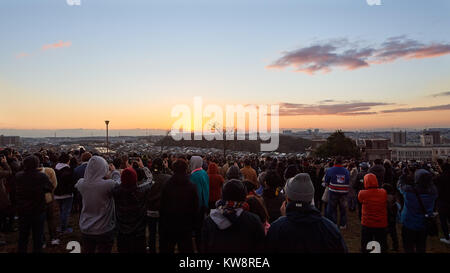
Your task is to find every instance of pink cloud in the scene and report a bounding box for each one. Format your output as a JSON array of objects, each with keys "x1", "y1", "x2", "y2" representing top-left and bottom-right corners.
[
  {"x1": 15, "y1": 52, "x2": 29, "y2": 59},
  {"x1": 268, "y1": 36, "x2": 450, "y2": 74},
  {"x1": 278, "y1": 100, "x2": 450, "y2": 116},
  {"x1": 380, "y1": 104, "x2": 450, "y2": 113},
  {"x1": 42, "y1": 40, "x2": 72, "y2": 50},
  {"x1": 279, "y1": 102, "x2": 391, "y2": 116},
  {"x1": 406, "y1": 44, "x2": 450, "y2": 59}
]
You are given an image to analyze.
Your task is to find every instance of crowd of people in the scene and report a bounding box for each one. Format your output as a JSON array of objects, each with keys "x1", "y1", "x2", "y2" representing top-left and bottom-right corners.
[{"x1": 0, "y1": 146, "x2": 449, "y2": 253}]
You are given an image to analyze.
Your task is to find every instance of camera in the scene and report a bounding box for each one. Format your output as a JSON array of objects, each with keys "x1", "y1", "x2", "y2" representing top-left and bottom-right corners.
[
  {"x1": 132, "y1": 161, "x2": 139, "y2": 169},
  {"x1": 129, "y1": 156, "x2": 140, "y2": 163}
]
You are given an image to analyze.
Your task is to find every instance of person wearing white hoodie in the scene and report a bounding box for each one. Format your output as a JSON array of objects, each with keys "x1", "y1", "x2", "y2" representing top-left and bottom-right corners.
[{"x1": 75, "y1": 156, "x2": 119, "y2": 253}]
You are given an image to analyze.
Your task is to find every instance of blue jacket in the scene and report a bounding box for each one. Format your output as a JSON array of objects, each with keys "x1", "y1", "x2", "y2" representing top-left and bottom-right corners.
[
  {"x1": 398, "y1": 169, "x2": 437, "y2": 231},
  {"x1": 266, "y1": 202, "x2": 347, "y2": 253},
  {"x1": 190, "y1": 169, "x2": 209, "y2": 209},
  {"x1": 73, "y1": 162, "x2": 88, "y2": 182},
  {"x1": 325, "y1": 165, "x2": 350, "y2": 194}
]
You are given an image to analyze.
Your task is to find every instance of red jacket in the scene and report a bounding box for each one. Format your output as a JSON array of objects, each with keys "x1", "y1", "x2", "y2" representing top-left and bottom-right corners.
[
  {"x1": 358, "y1": 173, "x2": 387, "y2": 228},
  {"x1": 207, "y1": 163, "x2": 224, "y2": 203}
]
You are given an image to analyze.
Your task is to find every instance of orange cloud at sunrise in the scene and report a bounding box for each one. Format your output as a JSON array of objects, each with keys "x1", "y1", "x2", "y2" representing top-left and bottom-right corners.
[{"x1": 42, "y1": 40, "x2": 72, "y2": 51}]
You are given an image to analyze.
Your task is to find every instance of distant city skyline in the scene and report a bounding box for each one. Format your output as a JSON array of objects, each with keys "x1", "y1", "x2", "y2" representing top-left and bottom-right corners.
[
  {"x1": 1, "y1": 126, "x2": 448, "y2": 138},
  {"x1": 1, "y1": 0, "x2": 449, "y2": 131}
]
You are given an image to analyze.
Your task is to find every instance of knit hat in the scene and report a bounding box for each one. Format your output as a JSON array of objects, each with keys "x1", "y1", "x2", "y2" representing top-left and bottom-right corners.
[
  {"x1": 226, "y1": 165, "x2": 242, "y2": 180},
  {"x1": 121, "y1": 167, "x2": 137, "y2": 187},
  {"x1": 222, "y1": 179, "x2": 247, "y2": 202},
  {"x1": 284, "y1": 173, "x2": 314, "y2": 203}
]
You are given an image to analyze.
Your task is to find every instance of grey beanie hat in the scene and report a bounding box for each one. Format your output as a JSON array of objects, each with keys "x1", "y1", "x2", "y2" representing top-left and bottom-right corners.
[{"x1": 285, "y1": 173, "x2": 314, "y2": 203}]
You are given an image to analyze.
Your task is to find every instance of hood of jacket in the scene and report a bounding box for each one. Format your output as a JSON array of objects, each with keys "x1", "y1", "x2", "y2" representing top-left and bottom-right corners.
[
  {"x1": 415, "y1": 169, "x2": 433, "y2": 188},
  {"x1": 207, "y1": 163, "x2": 219, "y2": 175},
  {"x1": 364, "y1": 173, "x2": 379, "y2": 189},
  {"x1": 190, "y1": 156, "x2": 203, "y2": 171},
  {"x1": 55, "y1": 162, "x2": 70, "y2": 171},
  {"x1": 83, "y1": 156, "x2": 109, "y2": 183},
  {"x1": 210, "y1": 208, "x2": 244, "y2": 230}
]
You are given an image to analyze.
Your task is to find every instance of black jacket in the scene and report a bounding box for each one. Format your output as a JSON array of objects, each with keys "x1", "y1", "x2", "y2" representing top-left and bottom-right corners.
[
  {"x1": 369, "y1": 164, "x2": 385, "y2": 187},
  {"x1": 15, "y1": 170, "x2": 53, "y2": 216},
  {"x1": 112, "y1": 183, "x2": 151, "y2": 236},
  {"x1": 435, "y1": 171, "x2": 450, "y2": 209},
  {"x1": 160, "y1": 174, "x2": 199, "y2": 233},
  {"x1": 147, "y1": 173, "x2": 171, "y2": 212},
  {"x1": 54, "y1": 166, "x2": 75, "y2": 196},
  {"x1": 353, "y1": 170, "x2": 368, "y2": 193},
  {"x1": 263, "y1": 190, "x2": 285, "y2": 223},
  {"x1": 266, "y1": 202, "x2": 347, "y2": 253},
  {"x1": 384, "y1": 165, "x2": 394, "y2": 186},
  {"x1": 201, "y1": 210, "x2": 265, "y2": 253},
  {"x1": 5, "y1": 158, "x2": 20, "y2": 197}
]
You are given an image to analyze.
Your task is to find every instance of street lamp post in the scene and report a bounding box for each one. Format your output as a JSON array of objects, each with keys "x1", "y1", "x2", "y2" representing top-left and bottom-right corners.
[{"x1": 105, "y1": 120, "x2": 110, "y2": 156}]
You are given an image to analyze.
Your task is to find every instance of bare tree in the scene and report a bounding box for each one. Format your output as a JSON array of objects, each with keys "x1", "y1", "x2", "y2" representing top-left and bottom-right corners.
[{"x1": 208, "y1": 121, "x2": 235, "y2": 158}]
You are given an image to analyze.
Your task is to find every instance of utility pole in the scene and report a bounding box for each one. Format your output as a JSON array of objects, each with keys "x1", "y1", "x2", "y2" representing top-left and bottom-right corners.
[{"x1": 105, "y1": 120, "x2": 110, "y2": 156}]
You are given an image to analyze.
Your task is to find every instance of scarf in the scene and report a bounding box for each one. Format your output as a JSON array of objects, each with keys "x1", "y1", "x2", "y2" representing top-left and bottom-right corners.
[{"x1": 215, "y1": 200, "x2": 249, "y2": 223}]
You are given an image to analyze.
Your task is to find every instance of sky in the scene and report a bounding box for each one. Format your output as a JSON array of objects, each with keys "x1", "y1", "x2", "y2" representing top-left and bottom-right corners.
[{"x1": 1, "y1": 0, "x2": 450, "y2": 136}]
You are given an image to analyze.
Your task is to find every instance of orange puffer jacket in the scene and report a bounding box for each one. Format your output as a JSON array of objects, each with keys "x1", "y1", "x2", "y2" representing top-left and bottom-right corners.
[{"x1": 358, "y1": 173, "x2": 387, "y2": 228}]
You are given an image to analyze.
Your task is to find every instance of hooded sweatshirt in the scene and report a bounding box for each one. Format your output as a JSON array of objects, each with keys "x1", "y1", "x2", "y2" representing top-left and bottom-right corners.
[
  {"x1": 358, "y1": 173, "x2": 387, "y2": 228},
  {"x1": 369, "y1": 164, "x2": 385, "y2": 187},
  {"x1": 54, "y1": 162, "x2": 74, "y2": 199},
  {"x1": 202, "y1": 205, "x2": 265, "y2": 253},
  {"x1": 75, "y1": 156, "x2": 119, "y2": 235},
  {"x1": 240, "y1": 165, "x2": 258, "y2": 188},
  {"x1": 207, "y1": 163, "x2": 224, "y2": 204},
  {"x1": 190, "y1": 156, "x2": 209, "y2": 209},
  {"x1": 112, "y1": 168, "x2": 151, "y2": 236}
]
